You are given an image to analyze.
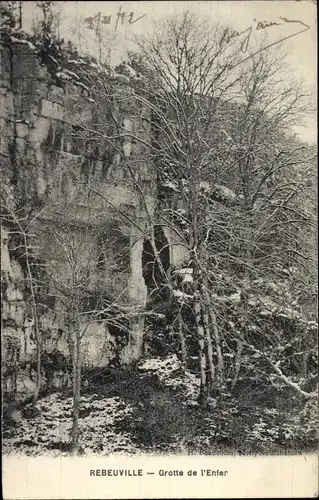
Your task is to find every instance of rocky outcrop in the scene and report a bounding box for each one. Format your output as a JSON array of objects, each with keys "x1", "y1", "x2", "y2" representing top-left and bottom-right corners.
[
  {"x1": 1, "y1": 33, "x2": 189, "y2": 400},
  {"x1": 0, "y1": 35, "x2": 158, "y2": 400}
]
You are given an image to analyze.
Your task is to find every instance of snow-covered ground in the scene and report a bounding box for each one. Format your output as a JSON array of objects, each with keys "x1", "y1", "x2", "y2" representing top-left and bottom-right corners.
[
  {"x1": 3, "y1": 356, "x2": 199, "y2": 456},
  {"x1": 3, "y1": 356, "x2": 316, "y2": 456},
  {"x1": 3, "y1": 393, "x2": 139, "y2": 456},
  {"x1": 138, "y1": 354, "x2": 200, "y2": 402}
]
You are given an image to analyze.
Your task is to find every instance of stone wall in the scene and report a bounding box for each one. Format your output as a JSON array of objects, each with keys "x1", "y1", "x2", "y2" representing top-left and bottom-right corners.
[{"x1": 0, "y1": 36, "x2": 158, "y2": 399}]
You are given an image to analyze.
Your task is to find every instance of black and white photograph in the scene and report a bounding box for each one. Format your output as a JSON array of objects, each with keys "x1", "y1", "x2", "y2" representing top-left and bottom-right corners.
[{"x1": 1, "y1": 0, "x2": 317, "y2": 476}]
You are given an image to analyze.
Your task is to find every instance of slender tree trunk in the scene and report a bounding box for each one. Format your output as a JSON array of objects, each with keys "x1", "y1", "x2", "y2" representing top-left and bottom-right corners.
[
  {"x1": 33, "y1": 316, "x2": 41, "y2": 405},
  {"x1": 18, "y1": 1, "x2": 22, "y2": 29},
  {"x1": 4, "y1": 206, "x2": 44, "y2": 405},
  {"x1": 231, "y1": 339, "x2": 243, "y2": 390},
  {"x1": 71, "y1": 325, "x2": 81, "y2": 455},
  {"x1": 13, "y1": 363, "x2": 17, "y2": 400},
  {"x1": 302, "y1": 352, "x2": 309, "y2": 379},
  {"x1": 201, "y1": 299, "x2": 215, "y2": 392},
  {"x1": 177, "y1": 312, "x2": 187, "y2": 368},
  {"x1": 194, "y1": 294, "x2": 207, "y2": 405},
  {"x1": 22, "y1": 230, "x2": 41, "y2": 406},
  {"x1": 210, "y1": 306, "x2": 224, "y2": 380},
  {"x1": 149, "y1": 232, "x2": 169, "y2": 288},
  {"x1": 202, "y1": 284, "x2": 224, "y2": 381}
]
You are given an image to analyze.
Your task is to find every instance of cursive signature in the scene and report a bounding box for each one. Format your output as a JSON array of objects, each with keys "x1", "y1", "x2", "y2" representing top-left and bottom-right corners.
[{"x1": 223, "y1": 16, "x2": 310, "y2": 69}]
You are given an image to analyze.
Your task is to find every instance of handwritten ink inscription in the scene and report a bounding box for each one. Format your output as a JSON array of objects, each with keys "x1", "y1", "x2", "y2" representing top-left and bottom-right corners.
[
  {"x1": 223, "y1": 17, "x2": 310, "y2": 56},
  {"x1": 84, "y1": 5, "x2": 146, "y2": 33},
  {"x1": 83, "y1": 10, "x2": 310, "y2": 69}
]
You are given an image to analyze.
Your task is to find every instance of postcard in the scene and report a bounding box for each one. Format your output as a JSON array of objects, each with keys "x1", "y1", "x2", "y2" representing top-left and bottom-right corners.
[{"x1": 1, "y1": 1, "x2": 317, "y2": 498}]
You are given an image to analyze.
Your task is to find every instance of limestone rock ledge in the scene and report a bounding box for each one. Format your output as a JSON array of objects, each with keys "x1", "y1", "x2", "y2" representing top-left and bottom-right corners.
[{"x1": 0, "y1": 35, "x2": 155, "y2": 400}]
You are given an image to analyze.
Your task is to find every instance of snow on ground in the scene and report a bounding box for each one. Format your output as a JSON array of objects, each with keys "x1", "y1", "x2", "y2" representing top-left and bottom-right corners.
[
  {"x1": 80, "y1": 396, "x2": 137, "y2": 455},
  {"x1": 3, "y1": 356, "x2": 201, "y2": 457},
  {"x1": 138, "y1": 354, "x2": 181, "y2": 375},
  {"x1": 138, "y1": 354, "x2": 200, "y2": 403},
  {"x1": 3, "y1": 393, "x2": 138, "y2": 456}
]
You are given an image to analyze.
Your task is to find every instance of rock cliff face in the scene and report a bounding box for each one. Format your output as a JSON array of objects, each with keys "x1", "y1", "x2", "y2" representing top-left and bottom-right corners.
[{"x1": 0, "y1": 36, "x2": 168, "y2": 400}]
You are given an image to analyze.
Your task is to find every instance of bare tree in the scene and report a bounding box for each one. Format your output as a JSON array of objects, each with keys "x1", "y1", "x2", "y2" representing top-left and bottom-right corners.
[
  {"x1": 34, "y1": 203, "x2": 110, "y2": 454},
  {"x1": 0, "y1": 198, "x2": 47, "y2": 405},
  {"x1": 33, "y1": 1, "x2": 61, "y2": 41},
  {"x1": 35, "y1": 196, "x2": 163, "y2": 453},
  {"x1": 42, "y1": 10, "x2": 316, "y2": 406},
  {"x1": 68, "y1": 14, "x2": 244, "y2": 404},
  {"x1": 127, "y1": 12, "x2": 317, "y2": 404},
  {"x1": 128, "y1": 11, "x2": 250, "y2": 404}
]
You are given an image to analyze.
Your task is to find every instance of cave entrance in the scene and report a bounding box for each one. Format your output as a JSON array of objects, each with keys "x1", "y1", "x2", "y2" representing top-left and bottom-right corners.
[{"x1": 142, "y1": 225, "x2": 170, "y2": 302}]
